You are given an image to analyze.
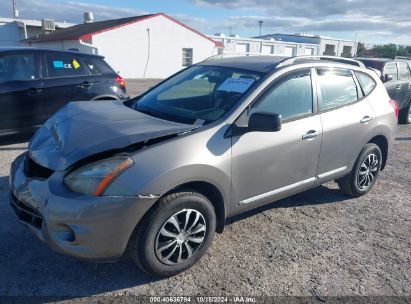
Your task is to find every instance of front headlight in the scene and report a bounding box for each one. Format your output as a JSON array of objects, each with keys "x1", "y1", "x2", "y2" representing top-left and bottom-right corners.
[{"x1": 64, "y1": 157, "x2": 134, "y2": 196}]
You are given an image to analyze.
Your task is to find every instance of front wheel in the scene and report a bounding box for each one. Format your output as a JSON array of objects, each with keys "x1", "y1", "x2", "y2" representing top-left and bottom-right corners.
[
  {"x1": 398, "y1": 101, "x2": 411, "y2": 124},
  {"x1": 128, "y1": 189, "x2": 216, "y2": 278},
  {"x1": 336, "y1": 143, "x2": 382, "y2": 197}
]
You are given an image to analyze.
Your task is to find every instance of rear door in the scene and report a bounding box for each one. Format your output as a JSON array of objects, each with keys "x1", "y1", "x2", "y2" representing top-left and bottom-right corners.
[
  {"x1": 80, "y1": 55, "x2": 119, "y2": 100},
  {"x1": 382, "y1": 62, "x2": 401, "y2": 102},
  {"x1": 0, "y1": 51, "x2": 45, "y2": 135},
  {"x1": 397, "y1": 62, "x2": 411, "y2": 109},
  {"x1": 315, "y1": 67, "x2": 374, "y2": 182},
  {"x1": 41, "y1": 51, "x2": 91, "y2": 117}
]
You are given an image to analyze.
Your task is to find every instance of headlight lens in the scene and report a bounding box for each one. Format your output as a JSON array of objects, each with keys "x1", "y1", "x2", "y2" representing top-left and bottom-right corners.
[{"x1": 64, "y1": 157, "x2": 134, "y2": 196}]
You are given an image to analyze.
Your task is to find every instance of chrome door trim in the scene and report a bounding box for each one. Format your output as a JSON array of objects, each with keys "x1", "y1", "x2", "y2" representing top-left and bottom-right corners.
[
  {"x1": 317, "y1": 166, "x2": 347, "y2": 179},
  {"x1": 239, "y1": 166, "x2": 348, "y2": 205},
  {"x1": 239, "y1": 177, "x2": 316, "y2": 205}
]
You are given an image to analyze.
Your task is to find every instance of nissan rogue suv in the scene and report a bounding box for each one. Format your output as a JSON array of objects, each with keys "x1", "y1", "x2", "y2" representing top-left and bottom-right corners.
[
  {"x1": 0, "y1": 47, "x2": 128, "y2": 138},
  {"x1": 9, "y1": 55, "x2": 397, "y2": 278}
]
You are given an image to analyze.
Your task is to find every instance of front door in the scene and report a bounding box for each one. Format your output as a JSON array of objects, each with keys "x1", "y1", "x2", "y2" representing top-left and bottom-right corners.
[
  {"x1": 231, "y1": 69, "x2": 322, "y2": 212},
  {"x1": 41, "y1": 52, "x2": 91, "y2": 117},
  {"x1": 0, "y1": 52, "x2": 45, "y2": 135}
]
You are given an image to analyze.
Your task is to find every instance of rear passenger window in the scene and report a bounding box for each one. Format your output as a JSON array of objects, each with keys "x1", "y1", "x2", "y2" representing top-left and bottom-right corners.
[
  {"x1": 317, "y1": 68, "x2": 359, "y2": 111},
  {"x1": 355, "y1": 72, "x2": 376, "y2": 96},
  {"x1": 383, "y1": 63, "x2": 398, "y2": 81},
  {"x1": 82, "y1": 56, "x2": 114, "y2": 75},
  {"x1": 0, "y1": 53, "x2": 38, "y2": 82},
  {"x1": 398, "y1": 62, "x2": 410, "y2": 80},
  {"x1": 251, "y1": 69, "x2": 313, "y2": 120},
  {"x1": 46, "y1": 53, "x2": 88, "y2": 78}
]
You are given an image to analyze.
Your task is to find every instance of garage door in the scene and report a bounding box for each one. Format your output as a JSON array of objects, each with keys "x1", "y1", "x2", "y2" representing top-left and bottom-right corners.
[
  {"x1": 304, "y1": 48, "x2": 315, "y2": 55},
  {"x1": 261, "y1": 45, "x2": 273, "y2": 54},
  {"x1": 235, "y1": 43, "x2": 249, "y2": 53},
  {"x1": 284, "y1": 46, "x2": 295, "y2": 56}
]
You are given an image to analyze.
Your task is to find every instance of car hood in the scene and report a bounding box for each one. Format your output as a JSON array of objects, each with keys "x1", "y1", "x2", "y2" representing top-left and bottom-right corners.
[{"x1": 29, "y1": 101, "x2": 194, "y2": 171}]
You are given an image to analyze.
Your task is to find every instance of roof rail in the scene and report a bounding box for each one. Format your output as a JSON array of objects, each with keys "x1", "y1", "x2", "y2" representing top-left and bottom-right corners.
[
  {"x1": 203, "y1": 52, "x2": 281, "y2": 61},
  {"x1": 276, "y1": 55, "x2": 365, "y2": 68}
]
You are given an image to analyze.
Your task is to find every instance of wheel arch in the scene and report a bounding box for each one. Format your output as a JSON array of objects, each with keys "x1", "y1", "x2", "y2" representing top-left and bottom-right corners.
[
  {"x1": 368, "y1": 135, "x2": 389, "y2": 170},
  {"x1": 169, "y1": 181, "x2": 226, "y2": 233},
  {"x1": 91, "y1": 95, "x2": 119, "y2": 101}
]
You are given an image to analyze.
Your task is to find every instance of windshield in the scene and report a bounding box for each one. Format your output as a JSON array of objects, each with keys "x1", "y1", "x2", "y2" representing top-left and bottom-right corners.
[{"x1": 132, "y1": 65, "x2": 262, "y2": 124}]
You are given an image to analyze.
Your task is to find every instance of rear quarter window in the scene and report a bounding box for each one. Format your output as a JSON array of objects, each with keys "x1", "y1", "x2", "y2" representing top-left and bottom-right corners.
[
  {"x1": 355, "y1": 72, "x2": 377, "y2": 96},
  {"x1": 81, "y1": 56, "x2": 114, "y2": 75},
  {"x1": 398, "y1": 62, "x2": 410, "y2": 80},
  {"x1": 45, "y1": 53, "x2": 88, "y2": 78},
  {"x1": 317, "y1": 68, "x2": 359, "y2": 111}
]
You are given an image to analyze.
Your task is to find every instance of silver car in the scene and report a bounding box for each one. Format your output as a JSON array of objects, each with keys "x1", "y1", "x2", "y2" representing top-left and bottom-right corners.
[{"x1": 9, "y1": 56, "x2": 398, "y2": 277}]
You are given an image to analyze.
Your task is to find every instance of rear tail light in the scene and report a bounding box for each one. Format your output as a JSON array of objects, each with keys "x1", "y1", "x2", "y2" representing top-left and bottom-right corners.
[
  {"x1": 115, "y1": 75, "x2": 126, "y2": 88},
  {"x1": 389, "y1": 99, "x2": 399, "y2": 118}
]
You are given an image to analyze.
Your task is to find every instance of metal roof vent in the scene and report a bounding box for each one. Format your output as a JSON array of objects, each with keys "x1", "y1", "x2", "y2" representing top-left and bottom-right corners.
[
  {"x1": 84, "y1": 12, "x2": 94, "y2": 23},
  {"x1": 42, "y1": 19, "x2": 55, "y2": 31}
]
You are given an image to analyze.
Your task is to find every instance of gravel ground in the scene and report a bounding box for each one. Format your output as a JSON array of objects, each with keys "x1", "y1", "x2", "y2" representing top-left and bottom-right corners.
[{"x1": 0, "y1": 80, "x2": 409, "y2": 301}]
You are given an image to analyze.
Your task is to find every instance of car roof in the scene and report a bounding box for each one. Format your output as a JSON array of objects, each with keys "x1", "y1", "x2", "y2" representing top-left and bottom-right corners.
[
  {"x1": 357, "y1": 57, "x2": 393, "y2": 63},
  {"x1": 0, "y1": 47, "x2": 103, "y2": 58},
  {"x1": 199, "y1": 56, "x2": 287, "y2": 73},
  {"x1": 199, "y1": 55, "x2": 369, "y2": 73}
]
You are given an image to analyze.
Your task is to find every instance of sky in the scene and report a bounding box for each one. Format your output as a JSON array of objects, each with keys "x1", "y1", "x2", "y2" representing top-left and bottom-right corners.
[{"x1": 1, "y1": 0, "x2": 411, "y2": 45}]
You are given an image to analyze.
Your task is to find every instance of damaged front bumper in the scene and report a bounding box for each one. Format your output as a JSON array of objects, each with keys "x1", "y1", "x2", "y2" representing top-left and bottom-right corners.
[{"x1": 9, "y1": 152, "x2": 159, "y2": 261}]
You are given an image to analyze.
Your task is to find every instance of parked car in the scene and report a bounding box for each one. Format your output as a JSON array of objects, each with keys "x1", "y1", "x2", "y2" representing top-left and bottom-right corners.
[
  {"x1": 10, "y1": 55, "x2": 397, "y2": 278},
  {"x1": 357, "y1": 58, "x2": 411, "y2": 124},
  {"x1": 0, "y1": 47, "x2": 128, "y2": 138}
]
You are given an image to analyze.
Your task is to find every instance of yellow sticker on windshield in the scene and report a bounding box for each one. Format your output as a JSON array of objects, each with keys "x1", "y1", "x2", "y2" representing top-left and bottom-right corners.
[{"x1": 72, "y1": 59, "x2": 80, "y2": 69}]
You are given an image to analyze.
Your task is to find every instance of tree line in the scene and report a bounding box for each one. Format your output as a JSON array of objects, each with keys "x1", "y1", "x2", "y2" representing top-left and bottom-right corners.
[{"x1": 356, "y1": 43, "x2": 411, "y2": 58}]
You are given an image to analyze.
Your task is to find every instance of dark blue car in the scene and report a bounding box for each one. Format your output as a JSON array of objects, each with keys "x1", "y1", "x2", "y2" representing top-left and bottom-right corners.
[{"x1": 0, "y1": 47, "x2": 128, "y2": 138}]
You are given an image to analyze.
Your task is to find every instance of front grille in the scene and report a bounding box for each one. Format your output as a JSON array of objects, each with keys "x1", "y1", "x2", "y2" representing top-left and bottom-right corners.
[
  {"x1": 10, "y1": 192, "x2": 43, "y2": 229},
  {"x1": 25, "y1": 156, "x2": 54, "y2": 179}
]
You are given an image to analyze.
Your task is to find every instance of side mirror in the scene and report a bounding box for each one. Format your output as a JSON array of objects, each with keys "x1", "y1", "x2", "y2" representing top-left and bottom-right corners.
[
  {"x1": 248, "y1": 112, "x2": 282, "y2": 132},
  {"x1": 383, "y1": 74, "x2": 393, "y2": 82}
]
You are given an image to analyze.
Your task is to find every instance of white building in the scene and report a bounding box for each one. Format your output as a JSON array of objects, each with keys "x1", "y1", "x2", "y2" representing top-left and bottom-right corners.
[
  {"x1": 257, "y1": 33, "x2": 359, "y2": 58},
  {"x1": 0, "y1": 17, "x2": 74, "y2": 46},
  {"x1": 23, "y1": 13, "x2": 223, "y2": 79},
  {"x1": 209, "y1": 34, "x2": 320, "y2": 57}
]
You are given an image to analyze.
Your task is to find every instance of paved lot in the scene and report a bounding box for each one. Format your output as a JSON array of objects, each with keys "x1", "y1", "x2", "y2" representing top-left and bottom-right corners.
[{"x1": 0, "y1": 80, "x2": 409, "y2": 299}]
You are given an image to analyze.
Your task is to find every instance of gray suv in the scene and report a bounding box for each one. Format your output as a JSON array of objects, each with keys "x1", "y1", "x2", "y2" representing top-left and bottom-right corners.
[{"x1": 9, "y1": 55, "x2": 397, "y2": 278}]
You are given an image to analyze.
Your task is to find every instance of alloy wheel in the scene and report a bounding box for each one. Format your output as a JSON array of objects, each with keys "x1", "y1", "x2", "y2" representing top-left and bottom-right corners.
[
  {"x1": 155, "y1": 209, "x2": 206, "y2": 265},
  {"x1": 357, "y1": 153, "x2": 379, "y2": 190}
]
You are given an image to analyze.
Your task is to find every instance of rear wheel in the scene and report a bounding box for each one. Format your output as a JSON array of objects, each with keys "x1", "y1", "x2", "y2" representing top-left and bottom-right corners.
[
  {"x1": 398, "y1": 101, "x2": 411, "y2": 124},
  {"x1": 128, "y1": 189, "x2": 216, "y2": 278},
  {"x1": 337, "y1": 143, "x2": 382, "y2": 197}
]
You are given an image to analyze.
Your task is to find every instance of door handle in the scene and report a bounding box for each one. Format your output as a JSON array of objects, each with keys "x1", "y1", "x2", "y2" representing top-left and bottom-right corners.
[
  {"x1": 395, "y1": 84, "x2": 401, "y2": 89},
  {"x1": 360, "y1": 116, "x2": 373, "y2": 124},
  {"x1": 27, "y1": 88, "x2": 43, "y2": 95},
  {"x1": 302, "y1": 130, "x2": 321, "y2": 140},
  {"x1": 78, "y1": 81, "x2": 92, "y2": 88}
]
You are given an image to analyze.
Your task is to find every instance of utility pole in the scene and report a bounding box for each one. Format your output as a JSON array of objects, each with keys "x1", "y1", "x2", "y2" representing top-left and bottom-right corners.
[
  {"x1": 258, "y1": 20, "x2": 263, "y2": 37},
  {"x1": 12, "y1": 0, "x2": 18, "y2": 19}
]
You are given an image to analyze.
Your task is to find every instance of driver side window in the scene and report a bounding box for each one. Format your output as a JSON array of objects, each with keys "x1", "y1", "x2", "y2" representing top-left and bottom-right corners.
[{"x1": 250, "y1": 69, "x2": 313, "y2": 121}]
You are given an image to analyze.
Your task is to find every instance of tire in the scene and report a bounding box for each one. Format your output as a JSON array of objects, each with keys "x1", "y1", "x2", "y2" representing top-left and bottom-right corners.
[
  {"x1": 128, "y1": 189, "x2": 216, "y2": 278},
  {"x1": 336, "y1": 143, "x2": 382, "y2": 197},
  {"x1": 398, "y1": 101, "x2": 411, "y2": 124}
]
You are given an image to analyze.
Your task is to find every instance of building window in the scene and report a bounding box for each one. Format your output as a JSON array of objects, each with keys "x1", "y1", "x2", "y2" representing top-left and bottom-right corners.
[
  {"x1": 182, "y1": 48, "x2": 193, "y2": 67},
  {"x1": 342, "y1": 46, "x2": 353, "y2": 58},
  {"x1": 323, "y1": 44, "x2": 336, "y2": 56}
]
